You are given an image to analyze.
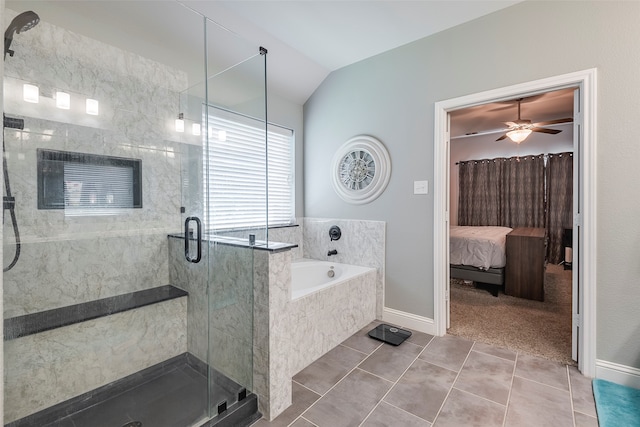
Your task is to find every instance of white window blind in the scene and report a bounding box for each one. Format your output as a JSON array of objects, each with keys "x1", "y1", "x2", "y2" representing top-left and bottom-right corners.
[{"x1": 204, "y1": 109, "x2": 294, "y2": 230}]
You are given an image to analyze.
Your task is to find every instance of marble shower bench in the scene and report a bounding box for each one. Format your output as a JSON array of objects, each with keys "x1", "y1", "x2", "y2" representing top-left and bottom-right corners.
[
  {"x1": 4, "y1": 285, "x2": 187, "y2": 340},
  {"x1": 3, "y1": 285, "x2": 189, "y2": 424}
]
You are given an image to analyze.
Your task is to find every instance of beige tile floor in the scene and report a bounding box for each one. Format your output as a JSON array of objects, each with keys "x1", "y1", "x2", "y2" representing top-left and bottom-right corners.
[{"x1": 250, "y1": 321, "x2": 598, "y2": 427}]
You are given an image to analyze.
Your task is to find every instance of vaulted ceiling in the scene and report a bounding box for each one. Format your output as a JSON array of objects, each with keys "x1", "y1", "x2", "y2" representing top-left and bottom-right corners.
[
  {"x1": 8, "y1": 1, "x2": 574, "y2": 136},
  {"x1": 6, "y1": 0, "x2": 521, "y2": 105}
]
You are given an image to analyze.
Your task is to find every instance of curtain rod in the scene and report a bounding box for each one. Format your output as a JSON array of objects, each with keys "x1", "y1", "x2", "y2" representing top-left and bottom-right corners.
[{"x1": 455, "y1": 152, "x2": 572, "y2": 165}]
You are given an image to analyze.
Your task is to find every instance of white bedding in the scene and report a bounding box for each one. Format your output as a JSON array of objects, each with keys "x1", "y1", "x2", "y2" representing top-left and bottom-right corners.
[{"x1": 450, "y1": 226, "x2": 513, "y2": 270}]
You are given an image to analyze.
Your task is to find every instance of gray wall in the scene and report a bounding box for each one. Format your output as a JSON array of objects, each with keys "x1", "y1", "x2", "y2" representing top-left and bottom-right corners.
[{"x1": 303, "y1": 1, "x2": 640, "y2": 368}]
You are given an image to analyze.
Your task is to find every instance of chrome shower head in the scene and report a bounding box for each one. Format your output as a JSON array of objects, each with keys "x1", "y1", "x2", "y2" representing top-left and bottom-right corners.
[{"x1": 4, "y1": 11, "x2": 40, "y2": 59}]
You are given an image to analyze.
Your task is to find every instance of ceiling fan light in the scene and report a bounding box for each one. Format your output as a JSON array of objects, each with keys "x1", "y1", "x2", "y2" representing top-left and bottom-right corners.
[{"x1": 506, "y1": 128, "x2": 532, "y2": 143}]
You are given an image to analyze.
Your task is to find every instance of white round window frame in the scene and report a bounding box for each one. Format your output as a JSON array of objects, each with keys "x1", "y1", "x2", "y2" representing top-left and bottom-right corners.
[{"x1": 331, "y1": 135, "x2": 391, "y2": 205}]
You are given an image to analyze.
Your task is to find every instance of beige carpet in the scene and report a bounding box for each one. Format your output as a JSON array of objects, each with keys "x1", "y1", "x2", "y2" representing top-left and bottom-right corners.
[{"x1": 447, "y1": 263, "x2": 574, "y2": 365}]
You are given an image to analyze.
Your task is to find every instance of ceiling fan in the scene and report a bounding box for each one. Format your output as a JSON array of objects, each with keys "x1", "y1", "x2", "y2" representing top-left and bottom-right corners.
[{"x1": 496, "y1": 98, "x2": 573, "y2": 143}]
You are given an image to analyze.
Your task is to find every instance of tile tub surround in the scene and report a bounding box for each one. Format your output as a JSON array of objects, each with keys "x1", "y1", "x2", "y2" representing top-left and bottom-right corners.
[
  {"x1": 253, "y1": 250, "x2": 294, "y2": 421},
  {"x1": 303, "y1": 218, "x2": 385, "y2": 318},
  {"x1": 251, "y1": 323, "x2": 598, "y2": 427},
  {"x1": 252, "y1": 249, "x2": 377, "y2": 421},
  {"x1": 288, "y1": 266, "x2": 377, "y2": 376},
  {"x1": 4, "y1": 296, "x2": 188, "y2": 424},
  {"x1": 3, "y1": 8, "x2": 191, "y2": 316}
]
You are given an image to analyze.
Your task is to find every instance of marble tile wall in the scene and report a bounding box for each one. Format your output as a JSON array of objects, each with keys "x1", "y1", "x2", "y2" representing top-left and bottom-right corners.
[
  {"x1": 167, "y1": 237, "x2": 255, "y2": 388},
  {"x1": 2, "y1": 9, "x2": 192, "y2": 315},
  {"x1": 303, "y1": 218, "x2": 386, "y2": 317},
  {"x1": 4, "y1": 297, "x2": 187, "y2": 423},
  {"x1": 4, "y1": 233, "x2": 170, "y2": 318},
  {"x1": 267, "y1": 222, "x2": 304, "y2": 260},
  {"x1": 253, "y1": 250, "x2": 293, "y2": 421}
]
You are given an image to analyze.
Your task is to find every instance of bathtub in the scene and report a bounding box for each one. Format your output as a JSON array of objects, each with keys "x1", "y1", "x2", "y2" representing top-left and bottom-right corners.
[
  {"x1": 288, "y1": 258, "x2": 378, "y2": 375},
  {"x1": 291, "y1": 259, "x2": 375, "y2": 300}
]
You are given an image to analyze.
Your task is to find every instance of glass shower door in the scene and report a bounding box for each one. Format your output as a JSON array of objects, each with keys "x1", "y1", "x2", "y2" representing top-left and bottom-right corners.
[{"x1": 2, "y1": 2, "x2": 259, "y2": 426}]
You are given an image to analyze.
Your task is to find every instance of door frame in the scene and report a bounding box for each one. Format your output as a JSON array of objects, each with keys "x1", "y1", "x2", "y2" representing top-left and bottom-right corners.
[{"x1": 433, "y1": 69, "x2": 597, "y2": 377}]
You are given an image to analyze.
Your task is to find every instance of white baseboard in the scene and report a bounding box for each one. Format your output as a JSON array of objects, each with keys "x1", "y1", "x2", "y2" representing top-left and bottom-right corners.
[
  {"x1": 382, "y1": 307, "x2": 437, "y2": 335},
  {"x1": 595, "y1": 359, "x2": 640, "y2": 387}
]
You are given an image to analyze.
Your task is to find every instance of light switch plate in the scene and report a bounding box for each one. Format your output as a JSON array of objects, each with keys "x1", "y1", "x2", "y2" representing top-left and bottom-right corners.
[{"x1": 414, "y1": 180, "x2": 428, "y2": 195}]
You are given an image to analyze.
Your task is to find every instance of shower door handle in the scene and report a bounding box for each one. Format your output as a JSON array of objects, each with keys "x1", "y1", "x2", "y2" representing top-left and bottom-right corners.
[{"x1": 184, "y1": 216, "x2": 202, "y2": 263}]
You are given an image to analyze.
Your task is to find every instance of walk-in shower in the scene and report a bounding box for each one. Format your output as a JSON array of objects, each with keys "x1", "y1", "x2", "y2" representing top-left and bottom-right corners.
[{"x1": 2, "y1": 2, "x2": 269, "y2": 426}]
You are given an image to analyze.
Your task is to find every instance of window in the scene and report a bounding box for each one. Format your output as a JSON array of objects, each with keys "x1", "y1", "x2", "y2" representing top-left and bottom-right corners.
[{"x1": 203, "y1": 108, "x2": 294, "y2": 230}]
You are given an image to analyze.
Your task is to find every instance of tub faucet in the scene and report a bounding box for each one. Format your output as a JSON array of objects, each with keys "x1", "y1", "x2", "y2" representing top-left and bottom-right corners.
[{"x1": 327, "y1": 249, "x2": 338, "y2": 256}]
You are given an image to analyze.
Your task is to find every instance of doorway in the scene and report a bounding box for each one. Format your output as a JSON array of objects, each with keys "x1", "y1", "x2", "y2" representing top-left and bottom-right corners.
[
  {"x1": 433, "y1": 69, "x2": 597, "y2": 376},
  {"x1": 448, "y1": 89, "x2": 574, "y2": 364}
]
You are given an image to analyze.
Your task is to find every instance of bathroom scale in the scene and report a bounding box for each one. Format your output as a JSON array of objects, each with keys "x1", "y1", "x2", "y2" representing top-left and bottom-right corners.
[{"x1": 368, "y1": 324, "x2": 412, "y2": 346}]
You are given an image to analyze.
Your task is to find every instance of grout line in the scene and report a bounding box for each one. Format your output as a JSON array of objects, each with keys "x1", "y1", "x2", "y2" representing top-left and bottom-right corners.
[
  {"x1": 503, "y1": 352, "x2": 518, "y2": 427},
  {"x1": 470, "y1": 345, "x2": 518, "y2": 363},
  {"x1": 340, "y1": 341, "x2": 382, "y2": 356},
  {"x1": 292, "y1": 379, "x2": 321, "y2": 397},
  {"x1": 573, "y1": 409, "x2": 598, "y2": 419},
  {"x1": 567, "y1": 365, "x2": 577, "y2": 427},
  {"x1": 355, "y1": 367, "x2": 396, "y2": 384},
  {"x1": 378, "y1": 400, "x2": 433, "y2": 424},
  {"x1": 512, "y1": 373, "x2": 572, "y2": 393},
  {"x1": 452, "y1": 386, "x2": 508, "y2": 408},
  {"x1": 358, "y1": 343, "x2": 431, "y2": 426},
  {"x1": 431, "y1": 342, "x2": 474, "y2": 425},
  {"x1": 298, "y1": 416, "x2": 319, "y2": 427},
  {"x1": 287, "y1": 344, "x2": 377, "y2": 427},
  {"x1": 293, "y1": 353, "x2": 372, "y2": 425}
]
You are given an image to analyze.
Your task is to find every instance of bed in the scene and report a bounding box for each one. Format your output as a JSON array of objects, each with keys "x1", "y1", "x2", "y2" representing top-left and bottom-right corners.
[{"x1": 450, "y1": 226, "x2": 513, "y2": 290}]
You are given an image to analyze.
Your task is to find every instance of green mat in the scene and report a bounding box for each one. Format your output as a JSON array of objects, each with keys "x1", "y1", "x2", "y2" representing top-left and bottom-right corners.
[{"x1": 593, "y1": 378, "x2": 640, "y2": 426}]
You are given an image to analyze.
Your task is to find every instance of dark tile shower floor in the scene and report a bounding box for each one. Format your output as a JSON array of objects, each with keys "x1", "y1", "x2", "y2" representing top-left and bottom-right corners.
[
  {"x1": 47, "y1": 364, "x2": 218, "y2": 427},
  {"x1": 251, "y1": 321, "x2": 598, "y2": 427},
  {"x1": 10, "y1": 354, "x2": 257, "y2": 427}
]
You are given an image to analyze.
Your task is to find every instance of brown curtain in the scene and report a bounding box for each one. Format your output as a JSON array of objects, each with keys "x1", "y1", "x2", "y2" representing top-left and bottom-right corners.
[
  {"x1": 458, "y1": 154, "x2": 545, "y2": 229},
  {"x1": 457, "y1": 159, "x2": 502, "y2": 226},
  {"x1": 501, "y1": 154, "x2": 546, "y2": 228},
  {"x1": 546, "y1": 152, "x2": 573, "y2": 264}
]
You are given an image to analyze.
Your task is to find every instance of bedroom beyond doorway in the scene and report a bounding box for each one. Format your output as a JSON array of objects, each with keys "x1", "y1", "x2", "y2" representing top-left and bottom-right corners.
[
  {"x1": 433, "y1": 68, "x2": 598, "y2": 377},
  {"x1": 448, "y1": 263, "x2": 573, "y2": 365}
]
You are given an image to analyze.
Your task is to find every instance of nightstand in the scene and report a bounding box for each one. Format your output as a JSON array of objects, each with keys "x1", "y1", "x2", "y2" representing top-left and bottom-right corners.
[{"x1": 505, "y1": 227, "x2": 546, "y2": 301}]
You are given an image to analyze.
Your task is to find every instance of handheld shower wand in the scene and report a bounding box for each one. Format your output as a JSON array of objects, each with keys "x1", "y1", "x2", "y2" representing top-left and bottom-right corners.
[
  {"x1": 3, "y1": 11, "x2": 39, "y2": 270},
  {"x1": 4, "y1": 10, "x2": 40, "y2": 59}
]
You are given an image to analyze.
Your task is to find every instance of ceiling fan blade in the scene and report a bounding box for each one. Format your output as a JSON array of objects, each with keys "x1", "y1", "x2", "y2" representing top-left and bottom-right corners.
[
  {"x1": 532, "y1": 127, "x2": 562, "y2": 135},
  {"x1": 533, "y1": 117, "x2": 573, "y2": 126},
  {"x1": 495, "y1": 134, "x2": 508, "y2": 141}
]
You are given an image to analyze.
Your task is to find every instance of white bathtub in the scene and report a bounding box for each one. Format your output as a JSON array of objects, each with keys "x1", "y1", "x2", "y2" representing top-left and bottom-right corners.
[{"x1": 291, "y1": 259, "x2": 375, "y2": 300}]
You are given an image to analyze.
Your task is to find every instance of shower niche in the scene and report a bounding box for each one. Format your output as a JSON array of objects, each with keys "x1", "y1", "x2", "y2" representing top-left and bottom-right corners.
[{"x1": 37, "y1": 149, "x2": 142, "y2": 211}]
